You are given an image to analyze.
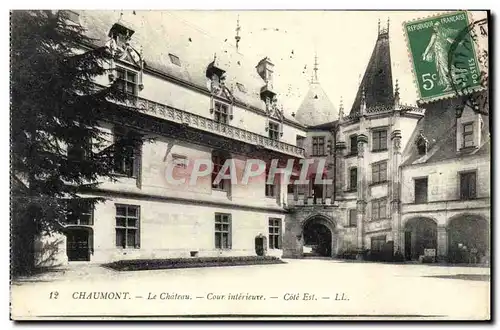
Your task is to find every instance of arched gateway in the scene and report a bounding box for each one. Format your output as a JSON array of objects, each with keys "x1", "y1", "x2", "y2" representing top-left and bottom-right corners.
[
  {"x1": 447, "y1": 214, "x2": 489, "y2": 264},
  {"x1": 301, "y1": 215, "x2": 337, "y2": 257}
]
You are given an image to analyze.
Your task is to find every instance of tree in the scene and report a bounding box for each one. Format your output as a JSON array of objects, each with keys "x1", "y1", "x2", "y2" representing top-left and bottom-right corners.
[{"x1": 10, "y1": 10, "x2": 142, "y2": 275}]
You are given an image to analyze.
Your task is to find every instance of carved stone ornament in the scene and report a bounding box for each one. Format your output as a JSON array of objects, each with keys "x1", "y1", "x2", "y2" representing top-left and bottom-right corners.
[
  {"x1": 393, "y1": 137, "x2": 401, "y2": 151},
  {"x1": 356, "y1": 200, "x2": 366, "y2": 214},
  {"x1": 357, "y1": 141, "x2": 365, "y2": 157}
]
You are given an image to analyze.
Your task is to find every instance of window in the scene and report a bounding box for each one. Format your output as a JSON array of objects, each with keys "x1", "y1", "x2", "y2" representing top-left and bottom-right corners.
[
  {"x1": 414, "y1": 178, "x2": 428, "y2": 203},
  {"x1": 236, "y1": 82, "x2": 246, "y2": 93},
  {"x1": 460, "y1": 171, "x2": 477, "y2": 200},
  {"x1": 66, "y1": 199, "x2": 93, "y2": 225},
  {"x1": 265, "y1": 165, "x2": 276, "y2": 198},
  {"x1": 215, "y1": 213, "x2": 231, "y2": 249},
  {"x1": 287, "y1": 183, "x2": 294, "y2": 194},
  {"x1": 372, "y1": 161, "x2": 387, "y2": 184},
  {"x1": 372, "y1": 129, "x2": 387, "y2": 151},
  {"x1": 371, "y1": 235, "x2": 386, "y2": 252},
  {"x1": 115, "y1": 205, "x2": 140, "y2": 248},
  {"x1": 269, "y1": 122, "x2": 280, "y2": 141},
  {"x1": 463, "y1": 123, "x2": 474, "y2": 148},
  {"x1": 116, "y1": 67, "x2": 138, "y2": 95},
  {"x1": 113, "y1": 127, "x2": 140, "y2": 178},
  {"x1": 312, "y1": 136, "x2": 325, "y2": 156},
  {"x1": 417, "y1": 138, "x2": 427, "y2": 155},
  {"x1": 268, "y1": 218, "x2": 282, "y2": 249},
  {"x1": 212, "y1": 152, "x2": 227, "y2": 191},
  {"x1": 349, "y1": 167, "x2": 357, "y2": 191},
  {"x1": 214, "y1": 101, "x2": 229, "y2": 124},
  {"x1": 168, "y1": 53, "x2": 181, "y2": 66},
  {"x1": 371, "y1": 198, "x2": 387, "y2": 220},
  {"x1": 349, "y1": 209, "x2": 357, "y2": 227},
  {"x1": 296, "y1": 136, "x2": 305, "y2": 149},
  {"x1": 350, "y1": 135, "x2": 358, "y2": 155}
]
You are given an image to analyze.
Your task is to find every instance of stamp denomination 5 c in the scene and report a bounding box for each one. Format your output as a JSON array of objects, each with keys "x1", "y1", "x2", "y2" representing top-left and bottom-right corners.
[{"x1": 403, "y1": 11, "x2": 484, "y2": 103}]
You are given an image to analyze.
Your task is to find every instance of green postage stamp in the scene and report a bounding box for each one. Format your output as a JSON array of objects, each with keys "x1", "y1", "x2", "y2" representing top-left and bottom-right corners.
[{"x1": 404, "y1": 11, "x2": 484, "y2": 103}]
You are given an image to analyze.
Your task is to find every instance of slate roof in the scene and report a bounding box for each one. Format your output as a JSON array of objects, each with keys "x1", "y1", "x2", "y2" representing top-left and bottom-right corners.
[
  {"x1": 76, "y1": 10, "x2": 302, "y2": 126},
  {"x1": 349, "y1": 30, "x2": 394, "y2": 115},
  {"x1": 295, "y1": 82, "x2": 338, "y2": 127},
  {"x1": 401, "y1": 94, "x2": 490, "y2": 167}
]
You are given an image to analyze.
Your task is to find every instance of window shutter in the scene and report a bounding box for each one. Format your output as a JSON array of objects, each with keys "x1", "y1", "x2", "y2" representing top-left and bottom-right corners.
[
  {"x1": 229, "y1": 104, "x2": 233, "y2": 120},
  {"x1": 135, "y1": 142, "x2": 143, "y2": 189}
]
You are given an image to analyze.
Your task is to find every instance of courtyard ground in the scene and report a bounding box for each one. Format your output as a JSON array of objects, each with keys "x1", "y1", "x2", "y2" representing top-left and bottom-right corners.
[{"x1": 10, "y1": 259, "x2": 490, "y2": 320}]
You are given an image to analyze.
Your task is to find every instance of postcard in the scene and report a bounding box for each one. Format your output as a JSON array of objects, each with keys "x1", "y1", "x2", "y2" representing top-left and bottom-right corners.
[{"x1": 10, "y1": 9, "x2": 490, "y2": 320}]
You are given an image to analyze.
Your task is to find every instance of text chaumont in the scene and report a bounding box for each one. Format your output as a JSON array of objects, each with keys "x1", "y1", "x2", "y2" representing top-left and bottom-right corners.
[{"x1": 72, "y1": 291, "x2": 131, "y2": 300}]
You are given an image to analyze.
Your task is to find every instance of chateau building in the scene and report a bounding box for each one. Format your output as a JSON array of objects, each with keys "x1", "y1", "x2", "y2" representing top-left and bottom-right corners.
[{"x1": 34, "y1": 11, "x2": 490, "y2": 266}]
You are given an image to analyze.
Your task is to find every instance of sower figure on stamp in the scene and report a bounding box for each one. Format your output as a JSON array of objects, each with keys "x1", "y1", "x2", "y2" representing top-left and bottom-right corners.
[{"x1": 422, "y1": 22, "x2": 458, "y2": 92}]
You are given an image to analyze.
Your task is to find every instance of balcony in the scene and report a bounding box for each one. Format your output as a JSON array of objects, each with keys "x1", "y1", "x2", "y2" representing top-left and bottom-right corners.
[
  {"x1": 286, "y1": 195, "x2": 338, "y2": 207},
  {"x1": 116, "y1": 96, "x2": 305, "y2": 158}
]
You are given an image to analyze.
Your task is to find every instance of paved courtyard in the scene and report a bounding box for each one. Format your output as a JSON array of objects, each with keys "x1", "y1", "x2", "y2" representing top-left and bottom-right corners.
[{"x1": 11, "y1": 259, "x2": 490, "y2": 320}]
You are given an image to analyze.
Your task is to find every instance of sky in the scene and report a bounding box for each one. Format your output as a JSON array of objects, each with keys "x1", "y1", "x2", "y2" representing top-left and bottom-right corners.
[{"x1": 165, "y1": 10, "x2": 451, "y2": 115}]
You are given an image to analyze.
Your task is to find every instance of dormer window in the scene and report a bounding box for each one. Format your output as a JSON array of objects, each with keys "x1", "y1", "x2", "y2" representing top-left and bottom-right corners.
[
  {"x1": 214, "y1": 101, "x2": 229, "y2": 124},
  {"x1": 169, "y1": 53, "x2": 181, "y2": 66},
  {"x1": 268, "y1": 122, "x2": 280, "y2": 141},
  {"x1": 116, "y1": 66, "x2": 138, "y2": 95},
  {"x1": 463, "y1": 123, "x2": 474, "y2": 148}
]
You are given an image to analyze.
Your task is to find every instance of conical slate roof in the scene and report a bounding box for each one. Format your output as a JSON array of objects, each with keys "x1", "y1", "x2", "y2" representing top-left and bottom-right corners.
[
  {"x1": 295, "y1": 83, "x2": 338, "y2": 127},
  {"x1": 349, "y1": 28, "x2": 394, "y2": 114}
]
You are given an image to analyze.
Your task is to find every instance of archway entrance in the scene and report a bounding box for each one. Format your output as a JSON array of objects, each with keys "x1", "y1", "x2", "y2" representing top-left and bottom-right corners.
[
  {"x1": 65, "y1": 227, "x2": 92, "y2": 261},
  {"x1": 302, "y1": 217, "x2": 335, "y2": 257},
  {"x1": 404, "y1": 217, "x2": 437, "y2": 260},
  {"x1": 448, "y1": 215, "x2": 489, "y2": 264}
]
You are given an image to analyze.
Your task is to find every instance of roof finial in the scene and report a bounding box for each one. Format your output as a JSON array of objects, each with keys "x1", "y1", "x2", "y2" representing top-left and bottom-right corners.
[
  {"x1": 378, "y1": 18, "x2": 381, "y2": 34},
  {"x1": 395, "y1": 79, "x2": 399, "y2": 96},
  {"x1": 387, "y1": 17, "x2": 390, "y2": 34},
  {"x1": 312, "y1": 52, "x2": 319, "y2": 84},
  {"x1": 118, "y1": 11, "x2": 124, "y2": 23},
  {"x1": 235, "y1": 14, "x2": 241, "y2": 52},
  {"x1": 394, "y1": 78, "x2": 400, "y2": 108},
  {"x1": 339, "y1": 96, "x2": 344, "y2": 120}
]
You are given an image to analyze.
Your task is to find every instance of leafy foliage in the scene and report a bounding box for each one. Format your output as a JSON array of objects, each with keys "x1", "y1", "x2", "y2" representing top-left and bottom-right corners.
[{"x1": 10, "y1": 10, "x2": 143, "y2": 273}]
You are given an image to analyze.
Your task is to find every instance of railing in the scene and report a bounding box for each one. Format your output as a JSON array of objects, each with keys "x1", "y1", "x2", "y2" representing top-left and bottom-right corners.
[
  {"x1": 118, "y1": 97, "x2": 305, "y2": 158},
  {"x1": 286, "y1": 194, "x2": 337, "y2": 207}
]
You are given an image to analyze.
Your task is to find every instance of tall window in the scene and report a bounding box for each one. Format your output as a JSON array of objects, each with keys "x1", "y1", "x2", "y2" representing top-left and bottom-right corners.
[
  {"x1": 371, "y1": 235, "x2": 386, "y2": 252},
  {"x1": 214, "y1": 101, "x2": 229, "y2": 124},
  {"x1": 414, "y1": 177, "x2": 428, "y2": 203},
  {"x1": 115, "y1": 205, "x2": 140, "y2": 248},
  {"x1": 113, "y1": 127, "x2": 140, "y2": 178},
  {"x1": 349, "y1": 167, "x2": 358, "y2": 191},
  {"x1": 66, "y1": 199, "x2": 93, "y2": 225},
  {"x1": 268, "y1": 218, "x2": 282, "y2": 249},
  {"x1": 460, "y1": 171, "x2": 477, "y2": 200},
  {"x1": 269, "y1": 122, "x2": 280, "y2": 140},
  {"x1": 265, "y1": 165, "x2": 276, "y2": 198},
  {"x1": 349, "y1": 209, "x2": 357, "y2": 227},
  {"x1": 350, "y1": 135, "x2": 358, "y2": 155},
  {"x1": 463, "y1": 123, "x2": 474, "y2": 148},
  {"x1": 215, "y1": 213, "x2": 231, "y2": 249},
  {"x1": 312, "y1": 136, "x2": 325, "y2": 156},
  {"x1": 372, "y1": 161, "x2": 387, "y2": 184},
  {"x1": 371, "y1": 198, "x2": 387, "y2": 220},
  {"x1": 296, "y1": 135, "x2": 305, "y2": 149},
  {"x1": 116, "y1": 67, "x2": 138, "y2": 95},
  {"x1": 212, "y1": 151, "x2": 228, "y2": 191},
  {"x1": 372, "y1": 129, "x2": 387, "y2": 151}
]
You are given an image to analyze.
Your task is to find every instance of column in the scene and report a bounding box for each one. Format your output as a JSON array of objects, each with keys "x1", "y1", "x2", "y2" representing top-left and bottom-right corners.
[
  {"x1": 437, "y1": 225, "x2": 448, "y2": 261},
  {"x1": 356, "y1": 134, "x2": 368, "y2": 251},
  {"x1": 334, "y1": 139, "x2": 346, "y2": 202},
  {"x1": 391, "y1": 129, "x2": 402, "y2": 253}
]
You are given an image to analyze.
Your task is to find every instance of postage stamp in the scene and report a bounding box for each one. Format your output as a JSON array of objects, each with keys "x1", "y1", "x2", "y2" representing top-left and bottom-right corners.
[{"x1": 403, "y1": 11, "x2": 485, "y2": 103}]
